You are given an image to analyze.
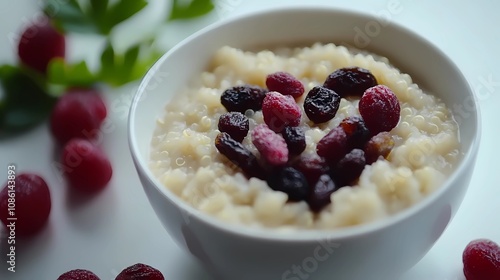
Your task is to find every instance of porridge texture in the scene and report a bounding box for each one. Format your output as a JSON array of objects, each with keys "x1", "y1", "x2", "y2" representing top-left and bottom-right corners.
[{"x1": 149, "y1": 43, "x2": 460, "y2": 230}]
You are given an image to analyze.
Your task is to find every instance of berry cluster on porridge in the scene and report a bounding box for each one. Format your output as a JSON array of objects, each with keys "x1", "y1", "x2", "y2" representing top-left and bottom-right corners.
[{"x1": 150, "y1": 43, "x2": 460, "y2": 230}]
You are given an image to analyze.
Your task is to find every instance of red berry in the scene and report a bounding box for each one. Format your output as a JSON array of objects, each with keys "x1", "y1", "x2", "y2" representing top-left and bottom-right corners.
[
  {"x1": 359, "y1": 85, "x2": 400, "y2": 135},
  {"x1": 262, "y1": 91, "x2": 301, "y2": 132},
  {"x1": 115, "y1": 263, "x2": 165, "y2": 280},
  {"x1": 50, "y1": 88, "x2": 107, "y2": 144},
  {"x1": 463, "y1": 239, "x2": 500, "y2": 280},
  {"x1": 0, "y1": 173, "x2": 51, "y2": 236},
  {"x1": 218, "y1": 112, "x2": 249, "y2": 142},
  {"x1": 57, "y1": 269, "x2": 100, "y2": 280},
  {"x1": 18, "y1": 18, "x2": 65, "y2": 73},
  {"x1": 61, "y1": 139, "x2": 112, "y2": 192},
  {"x1": 251, "y1": 124, "x2": 288, "y2": 166},
  {"x1": 323, "y1": 67, "x2": 378, "y2": 98},
  {"x1": 316, "y1": 126, "x2": 348, "y2": 164},
  {"x1": 265, "y1": 71, "x2": 305, "y2": 98}
]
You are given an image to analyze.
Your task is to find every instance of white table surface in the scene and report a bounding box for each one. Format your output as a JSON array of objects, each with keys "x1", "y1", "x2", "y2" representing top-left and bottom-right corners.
[{"x1": 0, "y1": 0, "x2": 498, "y2": 279}]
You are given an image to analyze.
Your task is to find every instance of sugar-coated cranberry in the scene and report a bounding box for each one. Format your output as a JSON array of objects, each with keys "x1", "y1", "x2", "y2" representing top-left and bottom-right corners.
[
  {"x1": 57, "y1": 269, "x2": 101, "y2": 280},
  {"x1": 115, "y1": 263, "x2": 165, "y2": 280},
  {"x1": 0, "y1": 173, "x2": 51, "y2": 236},
  {"x1": 359, "y1": 85, "x2": 400, "y2": 135},
  {"x1": 50, "y1": 88, "x2": 107, "y2": 144},
  {"x1": 265, "y1": 71, "x2": 305, "y2": 98},
  {"x1": 463, "y1": 239, "x2": 500, "y2": 280},
  {"x1": 323, "y1": 67, "x2": 378, "y2": 98},
  {"x1": 251, "y1": 124, "x2": 288, "y2": 166},
  {"x1": 218, "y1": 112, "x2": 249, "y2": 142},
  {"x1": 220, "y1": 85, "x2": 267, "y2": 113},
  {"x1": 262, "y1": 91, "x2": 302, "y2": 132},
  {"x1": 18, "y1": 18, "x2": 65, "y2": 73},
  {"x1": 61, "y1": 139, "x2": 112, "y2": 192},
  {"x1": 304, "y1": 86, "x2": 341, "y2": 124},
  {"x1": 267, "y1": 167, "x2": 309, "y2": 202}
]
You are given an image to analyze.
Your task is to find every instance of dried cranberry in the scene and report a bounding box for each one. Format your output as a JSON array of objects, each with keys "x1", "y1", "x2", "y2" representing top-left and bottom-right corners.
[
  {"x1": 215, "y1": 132, "x2": 266, "y2": 180},
  {"x1": 332, "y1": 149, "x2": 366, "y2": 187},
  {"x1": 50, "y1": 88, "x2": 107, "y2": 145},
  {"x1": 0, "y1": 173, "x2": 51, "y2": 236},
  {"x1": 323, "y1": 67, "x2": 378, "y2": 98},
  {"x1": 292, "y1": 155, "x2": 329, "y2": 186},
  {"x1": 359, "y1": 85, "x2": 400, "y2": 135},
  {"x1": 218, "y1": 112, "x2": 249, "y2": 142},
  {"x1": 308, "y1": 174, "x2": 337, "y2": 212},
  {"x1": 304, "y1": 86, "x2": 340, "y2": 124},
  {"x1": 265, "y1": 71, "x2": 305, "y2": 98},
  {"x1": 61, "y1": 139, "x2": 113, "y2": 192},
  {"x1": 364, "y1": 132, "x2": 395, "y2": 164},
  {"x1": 267, "y1": 167, "x2": 309, "y2": 202},
  {"x1": 282, "y1": 126, "x2": 306, "y2": 156},
  {"x1": 316, "y1": 126, "x2": 348, "y2": 164},
  {"x1": 220, "y1": 85, "x2": 267, "y2": 113},
  {"x1": 57, "y1": 269, "x2": 101, "y2": 280},
  {"x1": 251, "y1": 124, "x2": 288, "y2": 166},
  {"x1": 262, "y1": 91, "x2": 302, "y2": 132},
  {"x1": 339, "y1": 116, "x2": 370, "y2": 149},
  {"x1": 18, "y1": 18, "x2": 65, "y2": 73},
  {"x1": 463, "y1": 239, "x2": 500, "y2": 280},
  {"x1": 115, "y1": 263, "x2": 165, "y2": 280}
]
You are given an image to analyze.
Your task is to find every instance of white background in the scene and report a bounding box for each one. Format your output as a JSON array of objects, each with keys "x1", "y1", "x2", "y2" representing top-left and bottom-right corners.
[{"x1": 0, "y1": 0, "x2": 499, "y2": 279}]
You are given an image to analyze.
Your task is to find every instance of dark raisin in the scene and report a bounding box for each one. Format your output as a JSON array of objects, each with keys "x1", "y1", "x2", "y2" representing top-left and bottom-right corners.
[
  {"x1": 292, "y1": 155, "x2": 329, "y2": 186},
  {"x1": 359, "y1": 85, "x2": 401, "y2": 135},
  {"x1": 220, "y1": 85, "x2": 267, "y2": 113},
  {"x1": 339, "y1": 116, "x2": 370, "y2": 149},
  {"x1": 282, "y1": 126, "x2": 306, "y2": 156},
  {"x1": 265, "y1": 71, "x2": 305, "y2": 98},
  {"x1": 304, "y1": 86, "x2": 341, "y2": 124},
  {"x1": 218, "y1": 112, "x2": 249, "y2": 142},
  {"x1": 267, "y1": 167, "x2": 309, "y2": 202},
  {"x1": 323, "y1": 67, "x2": 378, "y2": 98},
  {"x1": 215, "y1": 132, "x2": 266, "y2": 180},
  {"x1": 316, "y1": 126, "x2": 348, "y2": 165},
  {"x1": 308, "y1": 174, "x2": 338, "y2": 212},
  {"x1": 364, "y1": 132, "x2": 395, "y2": 164},
  {"x1": 332, "y1": 149, "x2": 366, "y2": 187}
]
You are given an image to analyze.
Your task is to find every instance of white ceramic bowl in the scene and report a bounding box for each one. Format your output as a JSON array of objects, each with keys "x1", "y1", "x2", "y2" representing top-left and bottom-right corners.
[{"x1": 128, "y1": 7, "x2": 480, "y2": 280}]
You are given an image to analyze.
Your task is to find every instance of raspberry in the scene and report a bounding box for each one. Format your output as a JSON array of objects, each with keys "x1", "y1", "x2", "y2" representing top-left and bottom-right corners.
[
  {"x1": 215, "y1": 132, "x2": 266, "y2": 179},
  {"x1": 50, "y1": 88, "x2": 107, "y2": 144},
  {"x1": 282, "y1": 126, "x2": 306, "y2": 156},
  {"x1": 292, "y1": 155, "x2": 329, "y2": 186},
  {"x1": 316, "y1": 126, "x2": 348, "y2": 164},
  {"x1": 61, "y1": 139, "x2": 113, "y2": 192},
  {"x1": 251, "y1": 124, "x2": 288, "y2": 166},
  {"x1": 323, "y1": 67, "x2": 378, "y2": 98},
  {"x1": 463, "y1": 239, "x2": 500, "y2": 280},
  {"x1": 262, "y1": 91, "x2": 301, "y2": 132},
  {"x1": 218, "y1": 112, "x2": 249, "y2": 142},
  {"x1": 57, "y1": 269, "x2": 100, "y2": 280},
  {"x1": 339, "y1": 116, "x2": 370, "y2": 149},
  {"x1": 18, "y1": 18, "x2": 65, "y2": 73},
  {"x1": 0, "y1": 173, "x2": 51, "y2": 236},
  {"x1": 267, "y1": 167, "x2": 309, "y2": 202},
  {"x1": 115, "y1": 263, "x2": 165, "y2": 280},
  {"x1": 220, "y1": 85, "x2": 267, "y2": 113},
  {"x1": 265, "y1": 71, "x2": 305, "y2": 98},
  {"x1": 332, "y1": 149, "x2": 366, "y2": 187},
  {"x1": 359, "y1": 85, "x2": 400, "y2": 135},
  {"x1": 364, "y1": 132, "x2": 395, "y2": 164},
  {"x1": 304, "y1": 86, "x2": 341, "y2": 124},
  {"x1": 308, "y1": 174, "x2": 337, "y2": 212}
]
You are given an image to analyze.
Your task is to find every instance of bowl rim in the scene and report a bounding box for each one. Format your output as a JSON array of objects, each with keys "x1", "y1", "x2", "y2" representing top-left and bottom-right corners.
[{"x1": 128, "y1": 6, "x2": 482, "y2": 242}]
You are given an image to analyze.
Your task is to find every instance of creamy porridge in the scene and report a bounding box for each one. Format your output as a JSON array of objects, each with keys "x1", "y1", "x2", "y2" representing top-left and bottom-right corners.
[{"x1": 149, "y1": 43, "x2": 460, "y2": 230}]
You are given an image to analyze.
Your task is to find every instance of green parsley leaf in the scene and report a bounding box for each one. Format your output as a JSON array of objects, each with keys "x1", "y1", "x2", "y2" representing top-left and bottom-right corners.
[
  {"x1": 169, "y1": 0, "x2": 215, "y2": 21},
  {"x1": 47, "y1": 58, "x2": 97, "y2": 89}
]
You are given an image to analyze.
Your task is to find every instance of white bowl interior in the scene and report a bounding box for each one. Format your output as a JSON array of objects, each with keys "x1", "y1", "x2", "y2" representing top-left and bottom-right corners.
[{"x1": 129, "y1": 7, "x2": 480, "y2": 239}]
